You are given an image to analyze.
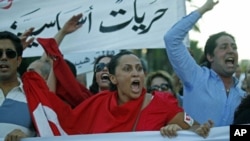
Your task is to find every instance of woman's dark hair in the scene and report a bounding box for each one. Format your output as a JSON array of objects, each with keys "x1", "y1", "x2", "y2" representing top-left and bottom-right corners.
[
  {"x1": 233, "y1": 95, "x2": 250, "y2": 124},
  {"x1": 140, "y1": 59, "x2": 148, "y2": 74},
  {"x1": 65, "y1": 59, "x2": 77, "y2": 77},
  {"x1": 89, "y1": 54, "x2": 113, "y2": 94},
  {"x1": 199, "y1": 31, "x2": 235, "y2": 68},
  {"x1": 0, "y1": 31, "x2": 23, "y2": 57},
  {"x1": 108, "y1": 50, "x2": 135, "y2": 91}
]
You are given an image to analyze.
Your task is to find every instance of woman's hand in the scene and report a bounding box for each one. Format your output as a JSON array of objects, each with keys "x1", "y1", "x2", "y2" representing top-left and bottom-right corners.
[
  {"x1": 160, "y1": 124, "x2": 182, "y2": 138},
  {"x1": 19, "y1": 27, "x2": 35, "y2": 50},
  {"x1": 197, "y1": 0, "x2": 219, "y2": 15},
  {"x1": 4, "y1": 129, "x2": 28, "y2": 141},
  {"x1": 194, "y1": 120, "x2": 214, "y2": 138}
]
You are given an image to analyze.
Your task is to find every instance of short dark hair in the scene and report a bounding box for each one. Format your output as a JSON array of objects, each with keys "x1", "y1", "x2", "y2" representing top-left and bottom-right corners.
[{"x1": 0, "y1": 31, "x2": 23, "y2": 57}]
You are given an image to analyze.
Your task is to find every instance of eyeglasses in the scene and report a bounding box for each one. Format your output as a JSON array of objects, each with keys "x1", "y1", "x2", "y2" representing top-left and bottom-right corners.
[
  {"x1": 148, "y1": 83, "x2": 171, "y2": 92},
  {"x1": 0, "y1": 49, "x2": 17, "y2": 59},
  {"x1": 95, "y1": 62, "x2": 109, "y2": 72}
]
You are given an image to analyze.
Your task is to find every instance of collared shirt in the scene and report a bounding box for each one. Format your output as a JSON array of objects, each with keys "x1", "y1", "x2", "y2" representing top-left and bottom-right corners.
[
  {"x1": 0, "y1": 78, "x2": 35, "y2": 137},
  {"x1": 164, "y1": 11, "x2": 246, "y2": 126}
]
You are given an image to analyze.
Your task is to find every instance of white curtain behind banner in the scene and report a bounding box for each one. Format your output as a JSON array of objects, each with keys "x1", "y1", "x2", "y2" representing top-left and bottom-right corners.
[
  {"x1": 0, "y1": 126, "x2": 230, "y2": 141},
  {"x1": 0, "y1": 0, "x2": 186, "y2": 57}
]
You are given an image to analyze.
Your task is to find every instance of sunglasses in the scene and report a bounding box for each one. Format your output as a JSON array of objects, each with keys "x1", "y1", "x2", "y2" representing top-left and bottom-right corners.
[
  {"x1": 95, "y1": 62, "x2": 109, "y2": 72},
  {"x1": 148, "y1": 83, "x2": 171, "y2": 92},
  {"x1": 0, "y1": 49, "x2": 17, "y2": 59}
]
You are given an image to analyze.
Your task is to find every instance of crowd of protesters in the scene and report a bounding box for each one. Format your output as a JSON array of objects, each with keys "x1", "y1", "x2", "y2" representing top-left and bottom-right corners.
[{"x1": 1, "y1": 0, "x2": 250, "y2": 141}]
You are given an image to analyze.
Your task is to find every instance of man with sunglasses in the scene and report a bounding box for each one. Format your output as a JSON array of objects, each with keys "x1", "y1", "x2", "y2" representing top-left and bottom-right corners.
[
  {"x1": 0, "y1": 13, "x2": 91, "y2": 140},
  {"x1": 0, "y1": 31, "x2": 36, "y2": 140}
]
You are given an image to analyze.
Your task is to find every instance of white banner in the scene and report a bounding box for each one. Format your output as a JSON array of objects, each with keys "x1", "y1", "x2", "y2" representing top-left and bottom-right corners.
[
  {"x1": 64, "y1": 50, "x2": 120, "y2": 74},
  {"x1": 0, "y1": 126, "x2": 230, "y2": 141},
  {"x1": 0, "y1": 0, "x2": 186, "y2": 57}
]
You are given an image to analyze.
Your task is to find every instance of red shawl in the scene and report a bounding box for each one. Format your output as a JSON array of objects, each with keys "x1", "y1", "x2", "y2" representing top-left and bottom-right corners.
[
  {"x1": 73, "y1": 89, "x2": 182, "y2": 133},
  {"x1": 73, "y1": 89, "x2": 146, "y2": 133}
]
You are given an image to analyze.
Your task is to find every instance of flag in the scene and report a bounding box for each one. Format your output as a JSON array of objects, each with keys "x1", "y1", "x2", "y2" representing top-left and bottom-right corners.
[
  {"x1": 23, "y1": 72, "x2": 71, "y2": 136},
  {"x1": 36, "y1": 38, "x2": 93, "y2": 108},
  {"x1": 23, "y1": 38, "x2": 93, "y2": 136}
]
